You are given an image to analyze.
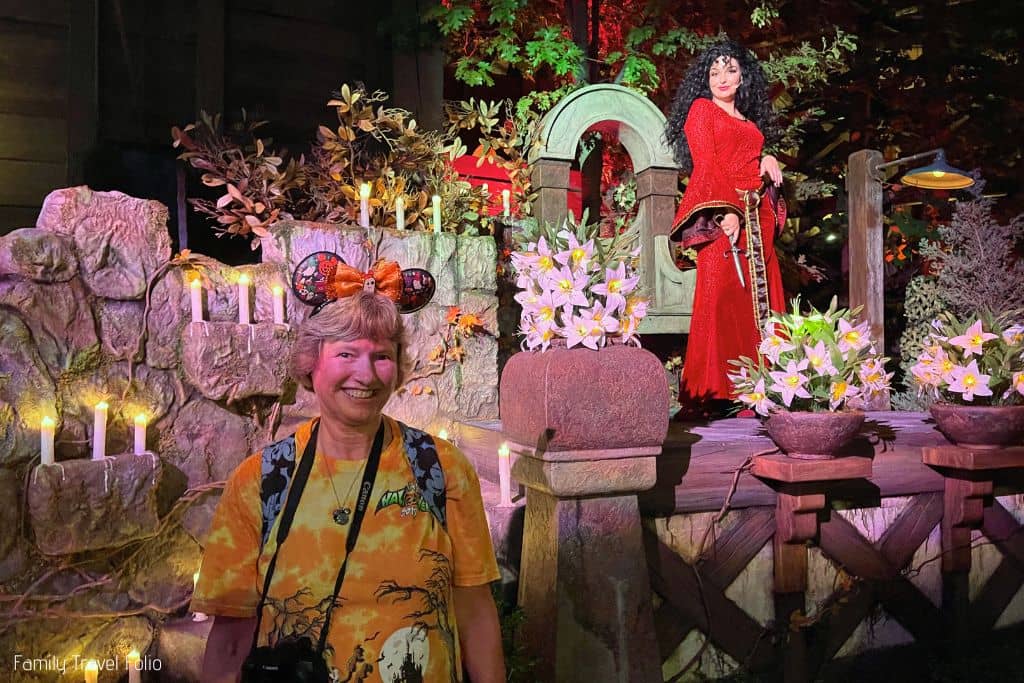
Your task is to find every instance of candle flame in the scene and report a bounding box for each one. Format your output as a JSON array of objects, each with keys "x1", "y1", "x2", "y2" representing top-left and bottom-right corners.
[
  {"x1": 438, "y1": 429, "x2": 449, "y2": 440},
  {"x1": 498, "y1": 443, "x2": 510, "y2": 458},
  {"x1": 127, "y1": 649, "x2": 140, "y2": 663},
  {"x1": 238, "y1": 273, "x2": 251, "y2": 285},
  {"x1": 360, "y1": 182, "x2": 371, "y2": 199},
  {"x1": 134, "y1": 414, "x2": 147, "y2": 426},
  {"x1": 84, "y1": 660, "x2": 99, "y2": 672},
  {"x1": 96, "y1": 401, "x2": 109, "y2": 411},
  {"x1": 272, "y1": 285, "x2": 283, "y2": 295},
  {"x1": 432, "y1": 194, "x2": 441, "y2": 204},
  {"x1": 41, "y1": 416, "x2": 55, "y2": 428},
  {"x1": 190, "y1": 276, "x2": 202, "y2": 289}
]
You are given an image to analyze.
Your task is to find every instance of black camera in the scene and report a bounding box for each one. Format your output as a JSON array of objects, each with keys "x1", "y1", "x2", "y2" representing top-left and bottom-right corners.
[{"x1": 240, "y1": 637, "x2": 331, "y2": 683}]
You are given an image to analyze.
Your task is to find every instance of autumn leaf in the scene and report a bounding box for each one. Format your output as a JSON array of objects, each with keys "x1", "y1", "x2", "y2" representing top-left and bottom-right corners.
[{"x1": 446, "y1": 306, "x2": 462, "y2": 324}]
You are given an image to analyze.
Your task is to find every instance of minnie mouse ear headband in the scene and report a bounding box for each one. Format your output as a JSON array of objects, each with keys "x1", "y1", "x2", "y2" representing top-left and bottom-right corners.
[{"x1": 291, "y1": 251, "x2": 436, "y2": 316}]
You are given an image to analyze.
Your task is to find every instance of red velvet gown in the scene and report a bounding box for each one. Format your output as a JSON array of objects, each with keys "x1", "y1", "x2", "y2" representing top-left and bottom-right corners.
[{"x1": 671, "y1": 98, "x2": 786, "y2": 403}]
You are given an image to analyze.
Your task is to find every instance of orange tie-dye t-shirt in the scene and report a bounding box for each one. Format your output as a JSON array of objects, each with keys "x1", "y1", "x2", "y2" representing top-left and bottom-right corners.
[{"x1": 192, "y1": 416, "x2": 500, "y2": 682}]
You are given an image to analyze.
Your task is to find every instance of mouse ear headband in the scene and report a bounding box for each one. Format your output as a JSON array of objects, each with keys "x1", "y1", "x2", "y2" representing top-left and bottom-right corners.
[{"x1": 291, "y1": 251, "x2": 436, "y2": 315}]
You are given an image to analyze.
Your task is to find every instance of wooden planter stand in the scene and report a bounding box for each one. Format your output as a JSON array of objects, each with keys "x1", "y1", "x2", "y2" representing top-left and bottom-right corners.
[
  {"x1": 922, "y1": 445, "x2": 1024, "y2": 642},
  {"x1": 752, "y1": 454, "x2": 873, "y2": 683}
]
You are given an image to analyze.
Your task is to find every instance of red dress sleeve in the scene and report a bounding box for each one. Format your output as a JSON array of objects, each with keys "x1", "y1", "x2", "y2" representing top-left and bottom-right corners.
[{"x1": 670, "y1": 98, "x2": 745, "y2": 249}]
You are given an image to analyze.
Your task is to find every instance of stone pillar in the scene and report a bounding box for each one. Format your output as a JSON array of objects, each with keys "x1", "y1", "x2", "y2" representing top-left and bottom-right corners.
[
  {"x1": 531, "y1": 158, "x2": 572, "y2": 229},
  {"x1": 501, "y1": 344, "x2": 667, "y2": 682},
  {"x1": 635, "y1": 166, "x2": 681, "y2": 305}
]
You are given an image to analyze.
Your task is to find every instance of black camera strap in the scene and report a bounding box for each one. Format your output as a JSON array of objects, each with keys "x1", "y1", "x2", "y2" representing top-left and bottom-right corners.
[
  {"x1": 316, "y1": 421, "x2": 385, "y2": 654},
  {"x1": 248, "y1": 419, "x2": 386, "y2": 658}
]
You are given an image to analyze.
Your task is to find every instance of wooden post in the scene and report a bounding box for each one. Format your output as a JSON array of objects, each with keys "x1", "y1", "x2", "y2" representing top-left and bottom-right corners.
[
  {"x1": 67, "y1": 0, "x2": 98, "y2": 186},
  {"x1": 847, "y1": 149, "x2": 888, "y2": 409},
  {"x1": 196, "y1": 0, "x2": 225, "y2": 118}
]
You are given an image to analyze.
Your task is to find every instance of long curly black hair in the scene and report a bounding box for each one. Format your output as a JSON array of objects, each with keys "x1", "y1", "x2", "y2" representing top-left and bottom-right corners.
[{"x1": 664, "y1": 40, "x2": 779, "y2": 174}]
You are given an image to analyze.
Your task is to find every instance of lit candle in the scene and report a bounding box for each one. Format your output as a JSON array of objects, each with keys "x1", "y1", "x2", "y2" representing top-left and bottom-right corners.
[
  {"x1": 126, "y1": 650, "x2": 141, "y2": 683},
  {"x1": 498, "y1": 442, "x2": 512, "y2": 506},
  {"x1": 92, "y1": 402, "x2": 108, "y2": 460},
  {"x1": 502, "y1": 189, "x2": 511, "y2": 218},
  {"x1": 133, "y1": 414, "x2": 147, "y2": 455},
  {"x1": 84, "y1": 659, "x2": 98, "y2": 683},
  {"x1": 40, "y1": 416, "x2": 55, "y2": 466},
  {"x1": 432, "y1": 195, "x2": 442, "y2": 234},
  {"x1": 238, "y1": 273, "x2": 251, "y2": 324},
  {"x1": 272, "y1": 285, "x2": 286, "y2": 324},
  {"x1": 359, "y1": 182, "x2": 371, "y2": 227},
  {"x1": 395, "y1": 196, "x2": 405, "y2": 231},
  {"x1": 192, "y1": 571, "x2": 208, "y2": 621},
  {"x1": 438, "y1": 428, "x2": 449, "y2": 441},
  {"x1": 189, "y1": 276, "x2": 203, "y2": 322}
]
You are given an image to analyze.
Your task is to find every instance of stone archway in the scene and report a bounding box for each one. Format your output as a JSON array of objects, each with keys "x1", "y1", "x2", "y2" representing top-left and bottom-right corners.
[{"x1": 530, "y1": 84, "x2": 696, "y2": 333}]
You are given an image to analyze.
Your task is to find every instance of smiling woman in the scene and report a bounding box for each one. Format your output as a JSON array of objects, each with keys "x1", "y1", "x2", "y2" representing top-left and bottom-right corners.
[{"x1": 191, "y1": 256, "x2": 506, "y2": 683}]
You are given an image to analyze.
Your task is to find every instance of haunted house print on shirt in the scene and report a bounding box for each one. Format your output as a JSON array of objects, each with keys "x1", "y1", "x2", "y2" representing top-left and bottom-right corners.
[{"x1": 192, "y1": 416, "x2": 500, "y2": 682}]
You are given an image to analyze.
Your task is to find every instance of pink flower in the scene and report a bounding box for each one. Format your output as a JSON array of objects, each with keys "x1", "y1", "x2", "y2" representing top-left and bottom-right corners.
[
  {"x1": 758, "y1": 334, "x2": 795, "y2": 365},
  {"x1": 803, "y1": 341, "x2": 837, "y2": 377},
  {"x1": 948, "y1": 319, "x2": 998, "y2": 357},
  {"x1": 946, "y1": 359, "x2": 993, "y2": 401},
  {"x1": 592, "y1": 262, "x2": 638, "y2": 313},
  {"x1": 546, "y1": 266, "x2": 590, "y2": 310},
  {"x1": 829, "y1": 379, "x2": 861, "y2": 410},
  {"x1": 1011, "y1": 371, "x2": 1024, "y2": 397},
  {"x1": 769, "y1": 359, "x2": 811, "y2": 407},
  {"x1": 565, "y1": 312, "x2": 601, "y2": 350},
  {"x1": 1002, "y1": 324, "x2": 1024, "y2": 346},
  {"x1": 858, "y1": 358, "x2": 892, "y2": 394},
  {"x1": 837, "y1": 318, "x2": 871, "y2": 354},
  {"x1": 738, "y1": 378, "x2": 775, "y2": 416},
  {"x1": 623, "y1": 295, "x2": 648, "y2": 320},
  {"x1": 553, "y1": 231, "x2": 594, "y2": 273},
  {"x1": 585, "y1": 301, "x2": 620, "y2": 336}
]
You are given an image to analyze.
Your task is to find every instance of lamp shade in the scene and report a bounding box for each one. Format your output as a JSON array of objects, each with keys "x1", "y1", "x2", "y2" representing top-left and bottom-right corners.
[{"x1": 901, "y1": 150, "x2": 974, "y2": 189}]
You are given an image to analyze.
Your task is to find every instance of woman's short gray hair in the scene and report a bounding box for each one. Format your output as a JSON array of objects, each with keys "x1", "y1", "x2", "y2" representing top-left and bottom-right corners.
[{"x1": 288, "y1": 291, "x2": 411, "y2": 391}]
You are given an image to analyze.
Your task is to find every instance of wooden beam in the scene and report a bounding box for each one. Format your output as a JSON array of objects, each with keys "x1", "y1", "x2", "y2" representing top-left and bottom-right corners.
[
  {"x1": 697, "y1": 507, "x2": 775, "y2": 586},
  {"x1": 878, "y1": 492, "x2": 943, "y2": 569},
  {"x1": 819, "y1": 512, "x2": 896, "y2": 581},
  {"x1": 66, "y1": 0, "x2": 97, "y2": 185},
  {"x1": 982, "y1": 501, "x2": 1024, "y2": 571},
  {"x1": 644, "y1": 526, "x2": 776, "y2": 671},
  {"x1": 970, "y1": 557, "x2": 1023, "y2": 632}
]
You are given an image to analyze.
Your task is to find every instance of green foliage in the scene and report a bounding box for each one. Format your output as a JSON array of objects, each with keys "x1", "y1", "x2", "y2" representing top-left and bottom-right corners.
[
  {"x1": 524, "y1": 26, "x2": 584, "y2": 77},
  {"x1": 491, "y1": 584, "x2": 538, "y2": 682},
  {"x1": 761, "y1": 29, "x2": 858, "y2": 92},
  {"x1": 62, "y1": 344, "x2": 104, "y2": 379},
  {"x1": 893, "y1": 275, "x2": 946, "y2": 409}
]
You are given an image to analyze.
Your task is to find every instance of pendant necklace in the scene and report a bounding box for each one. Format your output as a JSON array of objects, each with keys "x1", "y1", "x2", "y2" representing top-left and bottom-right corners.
[
  {"x1": 319, "y1": 422, "x2": 386, "y2": 525},
  {"x1": 321, "y1": 454, "x2": 366, "y2": 526}
]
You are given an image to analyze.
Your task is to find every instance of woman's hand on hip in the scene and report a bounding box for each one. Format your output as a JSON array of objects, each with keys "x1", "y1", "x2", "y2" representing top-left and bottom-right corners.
[
  {"x1": 760, "y1": 155, "x2": 783, "y2": 186},
  {"x1": 718, "y1": 213, "x2": 741, "y2": 241}
]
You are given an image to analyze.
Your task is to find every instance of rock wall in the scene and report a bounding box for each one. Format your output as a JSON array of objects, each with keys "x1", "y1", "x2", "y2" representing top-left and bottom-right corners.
[{"x1": 0, "y1": 187, "x2": 498, "y2": 681}]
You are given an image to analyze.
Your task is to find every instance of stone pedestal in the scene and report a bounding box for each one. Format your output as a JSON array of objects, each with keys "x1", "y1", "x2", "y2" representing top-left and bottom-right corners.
[
  {"x1": 501, "y1": 344, "x2": 668, "y2": 683},
  {"x1": 512, "y1": 446, "x2": 662, "y2": 683}
]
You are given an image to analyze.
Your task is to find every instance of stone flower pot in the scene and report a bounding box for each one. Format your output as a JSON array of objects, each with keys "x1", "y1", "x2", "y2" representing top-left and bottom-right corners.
[
  {"x1": 929, "y1": 403, "x2": 1024, "y2": 449},
  {"x1": 499, "y1": 343, "x2": 669, "y2": 453},
  {"x1": 765, "y1": 410, "x2": 865, "y2": 460}
]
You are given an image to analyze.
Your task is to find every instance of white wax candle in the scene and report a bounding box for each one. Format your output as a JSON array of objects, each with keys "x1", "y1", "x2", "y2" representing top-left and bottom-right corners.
[
  {"x1": 126, "y1": 650, "x2": 141, "y2": 683},
  {"x1": 502, "y1": 189, "x2": 511, "y2": 218},
  {"x1": 189, "y1": 277, "x2": 203, "y2": 322},
  {"x1": 432, "y1": 195, "x2": 442, "y2": 234},
  {"x1": 360, "y1": 182, "x2": 371, "y2": 227},
  {"x1": 133, "y1": 414, "x2": 147, "y2": 455},
  {"x1": 238, "y1": 273, "x2": 251, "y2": 324},
  {"x1": 272, "y1": 285, "x2": 286, "y2": 324},
  {"x1": 498, "y1": 442, "x2": 512, "y2": 506},
  {"x1": 395, "y1": 196, "x2": 405, "y2": 231},
  {"x1": 92, "y1": 402, "x2": 108, "y2": 460},
  {"x1": 84, "y1": 659, "x2": 98, "y2": 683},
  {"x1": 40, "y1": 416, "x2": 55, "y2": 466}
]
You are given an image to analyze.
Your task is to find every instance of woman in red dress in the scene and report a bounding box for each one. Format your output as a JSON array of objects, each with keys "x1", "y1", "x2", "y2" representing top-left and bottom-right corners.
[{"x1": 665, "y1": 40, "x2": 787, "y2": 411}]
